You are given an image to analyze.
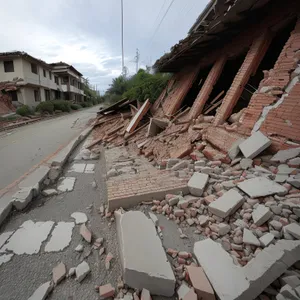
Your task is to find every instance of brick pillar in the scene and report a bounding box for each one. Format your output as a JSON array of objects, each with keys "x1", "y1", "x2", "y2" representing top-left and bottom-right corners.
[
  {"x1": 189, "y1": 56, "x2": 227, "y2": 120},
  {"x1": 214, "y1": 31, "x2": 273, "y2": 125}
]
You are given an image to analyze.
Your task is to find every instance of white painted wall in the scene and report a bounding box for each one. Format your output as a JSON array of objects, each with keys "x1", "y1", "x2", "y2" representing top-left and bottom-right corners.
[
  {"x1": 0, "y1": 58, "x2": 24, "y2": 81},
  {"x1": 20, "y1": 87, "x2": 38, "y2": 107}
]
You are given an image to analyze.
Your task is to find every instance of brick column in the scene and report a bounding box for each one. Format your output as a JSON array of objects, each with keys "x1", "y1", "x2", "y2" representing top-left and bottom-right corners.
[
  {"x1": 189, "y1": 55, "x2": 227, "y2": 120},
  {"x1": 214, "y1": 31, "x2": 273, "y2": 125}
]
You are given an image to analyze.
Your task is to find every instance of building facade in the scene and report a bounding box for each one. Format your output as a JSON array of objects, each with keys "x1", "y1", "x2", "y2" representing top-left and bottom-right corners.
[{"x1": 0, "y1": 52, "x2": 84, "y2": 107}]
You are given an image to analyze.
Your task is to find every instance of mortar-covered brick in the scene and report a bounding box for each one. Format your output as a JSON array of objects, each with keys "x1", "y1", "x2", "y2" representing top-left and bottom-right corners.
[{"x1": 203, "y1": 126, "x2": 246, "y2": 153}]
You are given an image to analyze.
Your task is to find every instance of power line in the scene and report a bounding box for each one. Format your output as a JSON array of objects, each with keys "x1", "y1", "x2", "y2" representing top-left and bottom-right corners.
[
  {"x1": 151, "y1": 0, "x2": 167, "y2": 31},
  {"x1": 148, "y1": 0, "x2": 176, "y2": 47}
]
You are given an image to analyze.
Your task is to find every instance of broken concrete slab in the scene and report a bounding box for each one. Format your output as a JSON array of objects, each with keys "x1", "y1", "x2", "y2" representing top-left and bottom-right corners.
[
  {"x1": 287, "y1": 175, "x2": 300, "y2": 189},
  {"x1": 52, "y1": 262, "x2": 66, "y2": 285},
  {"x1": 148, "y1": 212, "x2": 158, "y2": 226},
  {"x1": 228, "y1": 138, "x2": 244, "y2": 160},
  {"x1": 271, "y1": 148, "x2": 300, "y2": 163},
  {"x1": 194, "y1": 238, "x2": 300, "y2": 300},
  {"x1": 187, "y1": 266, "x2": 215, "y2": 300},
  {"x1": 1, "y1": 220, "x2": 54, "y2": 255},
  {"x1": 243, "y1": 229, "x2": 260, "y2": 246},
  {"x1": 285, "y1": 223, "x2": 300, "y2": 240},
  {"x1": 57, "y1": 177, "x2": 76, "y2": 192},
  {"x1": 68, "y1": 163, "x2": 86, "y2": 173},
  {"x1": 194, "y1": 239, "x2": 248, "y2": 300},
  {"x1": 11, "y1": 187, "x2": 33, "y2": 210},
  {"x1": 0, "y1": 192, "x2": 13, "y2": 226},
  {"x1": 80, "y1": 223, "x2": 92, "y2": 243},
  {"x1": 177, "y1": 282, "x2": 190, "y2": 300},
  {"x1": 0, "y1": 253, "x2": 13, "y2": 267},
  {"x1": 84, "y1": 163, "x2": 95, "y2": 173},
  {"x1": 42, "y1": 189, "x2": 58, "y2": 197},
  {"x1": 252, "y1": 205, "x2": 272, "y2": 226},
  {"x1": 238, "y1": 177, "x2": 287, "y2": 198},
  {"x1": 44, "y1": 222, "x2": 74, "y2": 252},
  {"x1": 208, "y1": 189, "x2": 244, "y2": 218},
  {"x1": 75, "y1": 261, "x2": 91, "y2": 282},
  {"x1": 240, "y1": 159, "x2": 253, "y2": 170},
  {"x1": 239, "y1": 131, "x2": 271, "y2": 159},
  {"x1": 0, "y1": 231, "x2": 14, "y2": 249},
  {"x1": 18, "y1": 165, "x2": 50, "y2": 196},
  {"x1": 28, "y1": 281, "x2": 54, "y2": 300},
  {"x1": 188, "y1": 173, "x2": 209, "y2": 196},
  {"x1": 115, "y1": 210, "x2": 175, "y2": 296},
  {"x1": 71, "y1": 212, "x2": 88, "y2": 224},
  {"x1": 171, "y1": 161, "x2": 188, "y2": 171},
  {"x1": 259, "y1": 233, "x2": 275, "y2": 247},
  {"x1": 288, "y1": 157, "x2": 300, "y2": 166}
]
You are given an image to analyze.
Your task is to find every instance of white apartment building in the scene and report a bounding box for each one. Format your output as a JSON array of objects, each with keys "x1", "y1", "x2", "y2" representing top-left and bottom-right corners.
[{"x1": 0, "y1": 51, "x2": 85, "y2": 107}]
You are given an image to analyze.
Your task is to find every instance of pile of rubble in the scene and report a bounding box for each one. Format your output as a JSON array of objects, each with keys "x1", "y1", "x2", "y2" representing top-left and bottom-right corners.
[{"x1": 0, "y1": 80, "x2": 19, "y2": 115}]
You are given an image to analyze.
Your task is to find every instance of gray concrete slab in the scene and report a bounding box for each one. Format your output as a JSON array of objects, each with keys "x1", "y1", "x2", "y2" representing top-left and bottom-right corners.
[
  {"x1": 71, "y1": 212, "x2": 88, "y2": 224},
  {"x1": 18, "y1": 166, "x2": 50, "y2": 190},
  {"x1": 44, "y1": 222, "x2": 75, "y2": 252},
  {"x1": 239, "y1": 131, "x2": 271, "y2": 159},
  {"x1": 27, "y1": 281, "x2": 54, "y2": 300},
  {"x1": 271, "y1": 148, "x2": 300, "y2": 163},
  {"x1": 188, "y1": 173, "x2": 209, "y2": 196},
  {"x1": 0, "y1": 220, "x2": 54, "y2": 255},
  {"x1": 238, "y1": 177, "x2": 287, "y2": 198},
  {"x1": 0, "y1": 231, "x2": 14, "y2": 248},
  {"x1": 57, "y1": 177, "x2": 76, "y2": 192},
  {"x1": 115, "y1": 210, "x2": 176, "y2": 296}
]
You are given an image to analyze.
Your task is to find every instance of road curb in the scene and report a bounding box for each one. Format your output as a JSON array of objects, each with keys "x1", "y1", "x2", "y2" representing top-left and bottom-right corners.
[{"x1": 0, "y1": 125, "x2": 93, "y2": 227}]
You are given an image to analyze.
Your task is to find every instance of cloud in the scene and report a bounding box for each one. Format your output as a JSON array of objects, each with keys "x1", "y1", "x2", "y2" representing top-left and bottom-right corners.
[{"x1": 0, "y1": 0, "x2": 210, "y2": 91}]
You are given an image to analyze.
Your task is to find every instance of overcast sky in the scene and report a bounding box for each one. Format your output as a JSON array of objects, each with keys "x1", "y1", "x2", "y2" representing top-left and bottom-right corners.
[{"x1": 0, "y1": 0, "x2": 210, "y2": 92}]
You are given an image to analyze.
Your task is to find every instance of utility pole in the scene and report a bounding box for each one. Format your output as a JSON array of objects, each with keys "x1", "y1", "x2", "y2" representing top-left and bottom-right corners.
[
  {"x1": 121, "y1": 0, "x2": 125, "y2": 75},
  {"x1": 134, "y1": 48, "x2": 140, "y2": 73}
]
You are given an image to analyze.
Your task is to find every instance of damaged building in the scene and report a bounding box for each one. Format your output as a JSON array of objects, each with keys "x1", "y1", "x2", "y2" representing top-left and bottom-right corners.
[{"x1": 94, "y1": 0, "x2": 300, "y2": 165}]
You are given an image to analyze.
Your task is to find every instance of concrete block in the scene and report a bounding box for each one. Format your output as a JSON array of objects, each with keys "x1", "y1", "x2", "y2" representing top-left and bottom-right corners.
[
  {"x1": 187, "y1": 266, "x2": 215, "y2": 300},
  {"x1": 243, "y1": 229, "x2": 260, "y2": 246},
  {"x1": 208, "y1": 189, "x2": 244, "y2": 218},
  {"x1": 285, "y1": 223, "x2": 300, "y2": 240},
  {"x1": 0, "y1": 192, "x2": 13, "y2": 226},
  {"x1": 11, "y1": 187, "x2": 33, "y2": 210},
  {"x1": 194, "y1": 238, "x2": 300, "y2": 300},
  {"x1": 115, "y1": 211, "x2": 175, "y2": 296},
  {"x1": 28, "y1": 281, "x2": 54, "y2": 300},
  {"x1": 194, "y1": 239, "x2": 249, "y2": 300},
  {"x1": 238, "y1": 177, "x2": 287, "y2": 198},
  {"x1": 259, "y1": 233, "x2": 275, "y2": 247},
  {"x1": 228, "y1": 138, "x2": 244, "y2": 160},
  {"x1": 271, "y1": 148, "x2": 300, "y2": 163},
  {"x1": 239, "y1": 131, "x2": 271, "y2": 159},
  {"x1": 188, "y1": 173, "x2": 209, "y2": 197},
  {"x1": 252, "y1": 205, "x2": 272, "y2": 226},
  {"x1": 19, "y1": 166, "x2": 50, "y2": 192}
]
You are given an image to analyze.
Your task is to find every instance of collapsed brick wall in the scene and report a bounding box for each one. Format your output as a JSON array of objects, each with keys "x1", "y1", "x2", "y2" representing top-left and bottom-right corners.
[{"x1": 238, "y1": 19, "x2": 300, "y2": 143}]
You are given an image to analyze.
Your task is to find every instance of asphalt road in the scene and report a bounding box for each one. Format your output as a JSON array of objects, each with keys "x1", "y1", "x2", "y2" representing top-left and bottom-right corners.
[{"x1": 0, "y1": 105, "x2": 100, "y2": 190}]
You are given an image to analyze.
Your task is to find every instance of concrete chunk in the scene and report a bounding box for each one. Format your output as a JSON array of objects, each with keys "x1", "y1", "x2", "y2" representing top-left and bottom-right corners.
[
  {"x1": 0, "y1": 193, "x2": 13, "y2": 226},
  {"x1": 281, "y1": 275, "x2": 300, "y2": 289},
  {"x1": 252, "y1": 205, "x2": 272, "y2": 226},
  {"x1": 285, "y1": 223, "x2": 300, "y2": 240},
  {"x1": 243, "y1": 229, "x2": 260, "y2": 246},
  {"x1": 240, "y1": 159, "x2": 253, "y2": 170},
  {"x1": 28, "y1": 281, "x2": 54, "y2": 300},
  {"x1": 239, "y1": 131, "x2": 271, "y2": 159},
  {"x1": 208, "y1": 189, "x2": 244, "y2": 218},
  {"x1": 194, "y1": 239, "x2": 249, "y2": 300},
  {"x1": 187, "y1": 266, "x2": 215, "y2": 300},
  {"x1": 19, "y1": 166, "x2": 49, "y2": 191},
  {"x1": 238, "y1": 177, "x2": 287, "y2": 198},
  {"x1": 271, "y1": 148, "x2": 300, "y2": 163},
  {"x1": 115, "y1": 211, "x2": 175, "y2": 296},
  {"x1": 75, "y1": 261, "x2": 90, "y2": 282},
  {"x1": 12, "y1": 187, "x2": 33, "y2": 210},
  {"x1": 228, "y1": 138, "x2": 244, "y2": 160},
  {"x1": 57, "y1": 177, "x2": 76, "y2": 192},
  {"x1": 259, "y1": 233, "x2": 275, "y2": 247},
  {"x1": 52, "y1": 262, "x2": 66, "y2": 285},
  {"x1": 188, "y1": 173, "x2": 209, "y2": 197}
]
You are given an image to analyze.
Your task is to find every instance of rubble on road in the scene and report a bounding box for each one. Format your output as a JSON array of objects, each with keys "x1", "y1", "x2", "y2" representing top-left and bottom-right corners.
[
  {"x1": 52, "y1": 262, "x2": 66, "y2": 285},
  {"x1": 99, "y1": 283, "x2": 115, "y2": 299},
  {"x1": 79, "y1": 223, "x2": 92, "y2": 243},
  {"x1": 71, "y1": 212, "x2": 88, "y2": 224},
  {"x1": 75, "y1": 261, "x2": 90, "y2": 282},
  {"x1": 27, "y1": 281, "x2": 54, "y2": 300}
]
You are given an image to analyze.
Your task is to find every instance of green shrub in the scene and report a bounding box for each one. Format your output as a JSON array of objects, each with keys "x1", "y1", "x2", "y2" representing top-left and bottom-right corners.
[
  {"x1": 78, "y1": 102, "x2": 88, "y2": 108},
  {"x1": 92, "y1": 98, "x2": 97, "y2": 105},
  {"x1": 51, "y1": 100, "x2": 71, "y2": 112},
  {"x1": 16, "y1": 105, "x2": 32, "y2": 116},
  {"x1": 36, "y1": 102, "x2": 54, "y2": 114},
  {"x1": 86, "y1": 101, "x2": 93, "y2": 107},
  {"x1": 70, "y1": 104, "x2": 81, "y2": 110}
]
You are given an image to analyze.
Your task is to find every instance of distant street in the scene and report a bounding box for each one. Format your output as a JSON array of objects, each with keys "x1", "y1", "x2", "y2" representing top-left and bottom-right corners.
[{"x1": 0, "y1": 105, "x2": 100, "y2": 190}]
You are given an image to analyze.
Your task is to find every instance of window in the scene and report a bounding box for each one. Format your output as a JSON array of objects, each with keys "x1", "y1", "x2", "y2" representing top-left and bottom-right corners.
[
  {"x1": 55, "y1": 76, "x2": 59, "y2": 84},
  {"x1": 31, "y1": 63, "x2": 38, "y2": 74},
  {"x1": 4, "y1": 60, "x2": 14, "y2": 72},
  {"x1": 10, "y1": 91, "x2": 18, "y2": 102},
  {"x1": 43, "y1": 69, "x2": 46, "y2": 77},
  {"x1": 62, "y1": 76, "x2": 69, "y2": 84},
  {"x1": 49, "y1": 72, "x2": 52, "y2": 80},
  {"x1": 44, "y1": 89, "x2": 50, "y2": 101},
  {"x1": 34, "y1": 90, "x2": 40, "y2": 102}
]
